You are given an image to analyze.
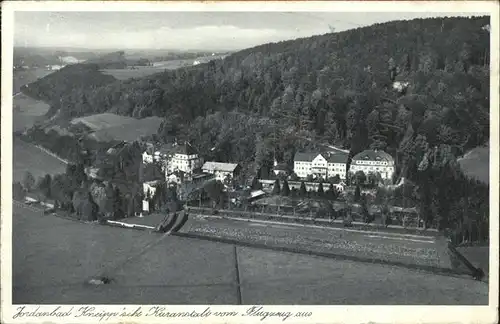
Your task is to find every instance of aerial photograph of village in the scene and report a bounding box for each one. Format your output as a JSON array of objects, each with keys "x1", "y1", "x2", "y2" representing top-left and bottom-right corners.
[{"x1": 9, "y1": 9, "x2": 492, "y2": 306}]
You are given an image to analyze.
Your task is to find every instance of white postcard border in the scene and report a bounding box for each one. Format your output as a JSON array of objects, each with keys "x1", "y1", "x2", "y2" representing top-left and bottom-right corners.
[{"x1": 1, "y1": 1, "x2": 499, "y2": 324}]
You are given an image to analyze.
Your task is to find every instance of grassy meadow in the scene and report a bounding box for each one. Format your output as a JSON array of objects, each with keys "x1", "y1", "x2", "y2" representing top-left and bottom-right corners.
[
  {"x1": 13, "y1": 137, "x2": 67, "y2": 182},
  {"x1": 12, "y1": 207, "x2": 488, "y2": 304},
  {"x1": 71, "y1": 113, "x2": 164, "y2": 142}
]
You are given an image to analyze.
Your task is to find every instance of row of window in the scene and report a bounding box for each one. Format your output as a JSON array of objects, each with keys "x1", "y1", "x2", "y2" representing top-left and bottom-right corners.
[
  {"x1": 351, "y1": 166, "x2": 393, "y2": 172},
  {"x1": 295, "y1": 162, "x2": 346, "y2": 166},
  {"x1": 354, "y1": 160, "x2": 392, "y2": 166}
]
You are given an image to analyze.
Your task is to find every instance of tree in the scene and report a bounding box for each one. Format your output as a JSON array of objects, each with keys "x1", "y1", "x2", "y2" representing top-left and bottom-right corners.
[
  {"x1": 361, "y1": 194, "x2": 371, "y2": 223},
  {"x1": 381, "y1": 203, "x2": 391, "y2": 227},
  {"x1": 37, "y1": 174, "x2": 52, "y2": 199},
  {"x1": 328, "y1": 175, "x2": 341, "y2": 184},
  {"x1": 113, "y1": 187, "x2": 124, "y2": 219},
  {"x1": 126, "y1": 194, "x2": 135, "y2": 217},
  {"x1": 204, "y1": 180, "x2": 224, "y2": 208},
  {"x1": 281, "y1": 179, "x2": 290, "y2": 196},
  {"x1": 327, "y1": 183, "x2": 338, "y2": 200},
  {"x1": 299, "y1": 181, "x2": 307, "y2": 197},
  {"x1": 355, "y1": 170, "x2": 366, "y2": 185},
  {"x1": 103, "y1": 182, "x2": 115, "y2": 218},
  {"x1": 272, "y1": 179, "x2": 281, "y2": 195},
  {"x1": 306, "y1": 174, "x2": 314, "y2": 182},
  {"x1": 367, "y1": 172, "x2": 378, "y2": 187},
  {"x1": 354, "y1": 185, "x2": 361, "y2": 203},
  {"x1": 251, "y1": 177, "x2": 262, "y2": 190},
  {"x1": 317, "y1": 182, "x2": 325, "y2": 198},
  {"x1": 81, "y1": 192, "x2": 98, "y2": 222},
  {"x1": 23, "y1": 172, "x2": 35, "y2": 192},
  {"x1": 13, "y1": 182, "x2": 26, "y2": 201}
]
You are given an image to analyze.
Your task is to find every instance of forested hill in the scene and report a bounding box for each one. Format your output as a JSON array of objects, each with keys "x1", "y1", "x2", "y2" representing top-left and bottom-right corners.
[{"x1": 23, "y1": 16, "x2": 490, "y2": 173}]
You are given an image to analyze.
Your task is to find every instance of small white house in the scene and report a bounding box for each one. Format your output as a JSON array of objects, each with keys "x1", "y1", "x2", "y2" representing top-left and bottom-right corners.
[
  {"x1": 392, "y1": 81, "x2": 409, "y2": 93},
  {"x1": 142, "y1": 200, "x2": 150, "y2": 213},
  {"x1": 143, "y1": 180, "x2": 160, "y2": 198}
]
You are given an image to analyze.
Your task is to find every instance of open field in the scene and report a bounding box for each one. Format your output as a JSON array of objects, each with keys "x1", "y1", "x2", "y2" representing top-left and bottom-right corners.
[
  {"x1": 100, "y1": 60, "x2": 190, "y2": 80},
  {"x1": 70, "y1": 113, "x2": 163, "y2": 142},
  {"x1": 13, "y1": 204, "x2": 487, "y2": 304},
  {"x1": 100, "y1": 56, "x2": 223, "y2": 80},
  {"x1": 13, "y1": 138, "x2": 67, "y2": 182},
  {"x1": 13, "y1": 69, "x2": 53, "y2": 95},
  {"x1": 458, "y1": 146, "x2": 489, "y2": 184},
  {"x1": 89, "y1": 116, "x2": 163, "y2": 142},
  {"x1": 180, "y1": 216, "x2": 454, "y2": 270},
  {"x1": 71, "y1": 113, "x2": 138, "y2": 130},
  {"x1": 13, "y1": 93, "x2": 51, "y2": 132}
]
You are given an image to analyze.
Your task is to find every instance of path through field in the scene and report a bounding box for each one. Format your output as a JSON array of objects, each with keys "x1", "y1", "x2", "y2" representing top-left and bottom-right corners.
[{"x1": 12, "y1": 205, "x2": 488, "y2": 305}]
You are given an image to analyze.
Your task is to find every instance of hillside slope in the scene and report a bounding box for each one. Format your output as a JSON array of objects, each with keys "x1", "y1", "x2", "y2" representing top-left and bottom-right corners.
[
  {"x1": 20, "y1": 16, "x2": 490, "y2": 237},
  {"x1": 23, "y1": 17, "x2": 489, "y2": 171},
  {"x1": 24, "y1": 16, "x2": 489, "y2": 153}
]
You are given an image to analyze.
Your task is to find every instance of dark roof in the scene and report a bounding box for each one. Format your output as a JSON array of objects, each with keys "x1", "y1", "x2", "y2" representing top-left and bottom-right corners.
[
  {"x1": 294, "y1": 151, "x2": 348, "y2": 164},
  {"x1": 325, "y1": 152, "x2": 349, "y2": 164},
  {"x1": 273, "y1": 163, "x2": 289, "y2": 171},
  {"x1": 173, "y1": 142, "x2": 197, "y2": 156},
  {"x1": 294, "y1": 152, "x2": 320, "y2": 162},
  {"x1": 157, "y1": 143, "x2": 176, "y2": 154},
  {"x1": 352, "y1": 149, "x2": 393, "y2": 163}
]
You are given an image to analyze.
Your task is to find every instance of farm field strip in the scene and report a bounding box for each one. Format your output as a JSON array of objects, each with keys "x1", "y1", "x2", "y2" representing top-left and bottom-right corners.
[
  {"x1": 12, "y1": 208, "x2": 487, "y2": 304},
  {"x1": 195, "y1": 214, "x2": 436, "y2": 240},
  {"x1": 179, "y1": 216, "x2": 448, "y2": 270}
]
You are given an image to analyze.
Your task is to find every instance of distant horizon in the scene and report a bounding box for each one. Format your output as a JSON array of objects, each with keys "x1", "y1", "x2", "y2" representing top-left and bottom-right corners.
[
  {"x1": 14, "y1": 46, "x2": 234, "y2": 54},
  {"x1": 14, "y1": 12, "x2": 486, "y2": 52}
]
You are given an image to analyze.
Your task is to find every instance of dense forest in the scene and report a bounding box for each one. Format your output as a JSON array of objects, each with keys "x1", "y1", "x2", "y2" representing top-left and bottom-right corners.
[{"x1": 21, "y1": 16, "x2": 490, "y2": 235}]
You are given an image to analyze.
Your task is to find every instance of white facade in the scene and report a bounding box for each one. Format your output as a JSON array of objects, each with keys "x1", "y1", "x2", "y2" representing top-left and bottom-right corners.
[
  {"x1": 143, "y1": 181, "x2": 159, "y2": 198},
  {"x1": 142, "y1": 151, "x2": 154, "y2": 164},
  {"x1": 333, "y1": 181, "x2": 346, "y2": 193},
  {"x1": 142, "y1": 151, "x2": 168, "y2": 164},
  {"x1": 142, "y1": 200, "x2": 150, "y2": 213},
  {"x1": 202, "y1": 162, "x2": 239, "y2": 182},
  {"x1": 294, "y1": 152, "x2": 348, "y2": 180},
  {"x1": 168, "y1": 153, "x2": 203, "y2": 175},
  {"x1": 350, "y1": 150, "x2": 395, "y2": 180},
  {"x1": 142, "y1": 142, "x2": 203, "y2": 180}
]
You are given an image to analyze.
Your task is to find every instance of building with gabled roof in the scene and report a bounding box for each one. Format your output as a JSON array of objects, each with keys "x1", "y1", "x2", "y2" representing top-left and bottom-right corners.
[
  {"x1": 294, "y1": 150, "x2": 349, "y2": 180},
  {"x1": 168, "y1": 141, "x2": 203, "y2": 176},
  {"x1": 272, "y1": 159, "x2": 290, "y2": 177},
  {"x1": 202, "y1": 161, "x2": 240, "y2": 182},
  {"x1": 349, "y1": 149, "x2": 395, "y2": 180},
  {"x1": 142, "y1": 141, "x2": 204, "y2": 179}
]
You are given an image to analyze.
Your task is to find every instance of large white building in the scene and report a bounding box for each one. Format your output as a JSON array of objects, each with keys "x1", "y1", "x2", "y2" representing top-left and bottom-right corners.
[
  {"x1": 168, "y1": 142, "x2": 204, "y2": 175},
  {"x1": 142, "y1": 142, "x2": 204, "y2": 179},
  {"x1": 202, "y1": 161, "x2": 240, "y2": 182},
  {"x1": 294, "y1": 150, "x2": 349, "y2": 180},
  {"x1": 349, "y1": 149, "x2": 395, "y2": 180}
]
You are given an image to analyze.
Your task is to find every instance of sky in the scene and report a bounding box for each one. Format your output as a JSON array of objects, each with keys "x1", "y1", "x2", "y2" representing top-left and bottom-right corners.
[{"x1": 14, "y1": 11, "x2": 484, "y2": 51}]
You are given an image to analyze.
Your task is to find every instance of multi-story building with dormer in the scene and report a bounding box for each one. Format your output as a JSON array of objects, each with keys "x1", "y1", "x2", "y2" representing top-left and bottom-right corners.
[
  {"x1": 293, "y1": 149, "x2": 349, "y2": 180},
  {"x1": 142, "y1": 141, "x2": 204, "y2": 180},
  {"x1": 349, "y1": 149, "x2": 395, "y2": 180}
]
